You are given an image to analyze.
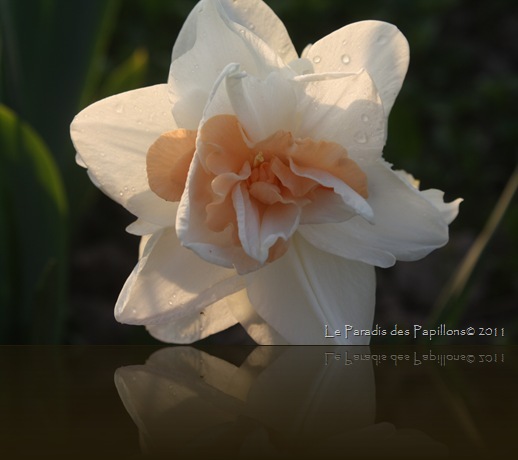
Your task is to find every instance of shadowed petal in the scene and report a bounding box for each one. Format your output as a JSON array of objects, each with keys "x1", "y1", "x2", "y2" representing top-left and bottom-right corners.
[{"x1": 305, "y1": 20, "x2": 409, "y2": 116}]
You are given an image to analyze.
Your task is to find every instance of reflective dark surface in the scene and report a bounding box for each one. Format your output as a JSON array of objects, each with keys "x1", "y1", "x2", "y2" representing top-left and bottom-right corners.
[{"x1": 1, "y1": 346, "x2": 516, "y2": 458}]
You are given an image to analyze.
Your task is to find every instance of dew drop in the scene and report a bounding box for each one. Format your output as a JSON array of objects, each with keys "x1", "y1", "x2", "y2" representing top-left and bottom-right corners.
[
  {"x1": 119, "y1": 190, "x2": 124, "y2": 197},
  {"x1": 312, "y1": 55, "x2": 321, "y2": 64},
  {"x1": 115, "y1": 104, "x2": 124, "y2": 114},
  {"x1": 131, "y1": 187, "x2": 136, "y2": 193},
  {"x1": 131, "y1": 308, "x2": 137, "y2": 315},
  {"x1": 354, "y1": 131, "x2": 368, "y2": 144},
  {"x1": 249, "y1": 23, "x2": 255, "y2": 30},
  {"x1": 342, "y1": 39, "x2": 348, "y2": 46},
  {"x1": 361, "y1": 114, "x2": 369, "y2": 123},
  {"x1": 124, "y1": 186, "x2": 129, "y2": 192},
  {"x1": 341, "y1": 54, "x2": 350, "y2": 65}
]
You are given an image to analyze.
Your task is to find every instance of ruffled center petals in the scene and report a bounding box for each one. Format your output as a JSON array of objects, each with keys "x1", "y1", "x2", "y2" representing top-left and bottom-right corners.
[
  {"x1": 147, "y1": 129, "x2": 197, "y2": 202},
  {"x1": 187, "y1": 114, "x2": 369, "y2": 269}
]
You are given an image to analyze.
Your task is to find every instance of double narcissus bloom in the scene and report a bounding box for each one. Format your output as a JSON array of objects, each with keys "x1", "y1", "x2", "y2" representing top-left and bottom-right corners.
[{"x1": 71, "y1": 0, "x2": 461, "y2": 344}]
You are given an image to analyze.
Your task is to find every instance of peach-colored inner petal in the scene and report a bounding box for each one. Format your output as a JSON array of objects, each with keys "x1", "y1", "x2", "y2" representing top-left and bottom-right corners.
[
  {"x1": 188, "y1": 114, "x2": 369, "y2": 267},
  {"x1": 147, "y1": 129, "x2": 197, "y2": 202}
]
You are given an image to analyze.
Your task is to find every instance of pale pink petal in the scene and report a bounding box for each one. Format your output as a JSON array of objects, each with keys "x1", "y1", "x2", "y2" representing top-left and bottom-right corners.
[
  {"x1": 71, "y1": 84, "x2": 177, "y2": 227},
  {"x1": 177, "y1": 156, "x2": 263, "y2": 274},
  {"x1": 305, "y1": 20, "x2": 409, "y2": 116},
  {"x1": 243, "y1": 233, "x2": 376, "y2": 345},
  {"x1": 146, "y1": 129, "x2": 197, "y2": 202},
  {"x1": 115, "y1": 228, "x2": 245, "y2": 326},
  {"x1": 299, "y1": 160, "x2": 452, "y2": 267}
]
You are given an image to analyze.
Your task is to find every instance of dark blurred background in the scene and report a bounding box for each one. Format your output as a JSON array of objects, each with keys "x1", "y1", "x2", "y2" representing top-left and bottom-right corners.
[{"x1": 1, "y1": 0, "x2": 516, "y2": 344}]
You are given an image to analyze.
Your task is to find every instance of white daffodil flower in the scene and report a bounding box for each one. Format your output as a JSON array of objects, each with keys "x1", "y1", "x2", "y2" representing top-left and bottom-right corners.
[{"x1": 71, "y1": 0, "x2": 461, "y2": 344}]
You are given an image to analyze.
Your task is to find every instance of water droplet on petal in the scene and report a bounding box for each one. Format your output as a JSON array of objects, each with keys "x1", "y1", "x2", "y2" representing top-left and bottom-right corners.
[
  {"x1": 342, "y1": 39, "x2": 348, "y2": 46},
  {"x1": 361, "y1": 114, "x2": 370, "y2": 123},
  {"x1": 131, "y1": 308, "x2": 137, "y2": 315},
  {"x1": 354, "y1": 131, "x2": 368, "y2": 144},
  {"x1": 312, "y1": 55, "x2": 321, "y2": 64},
  {"x1": 119, "y1": 190, "x2": 124, "y2": 197},
  {"x1": 249, "y1": 23, "x2": 255, "y2": 30},
  {"x1": 168, "y1": 299, "x2": 173, "y2": 306},
  {"x1": 341, "y1": 54, "x2": 350, "y2": 65},
  {"x1": 115, "y1": 104, "x2": 123, "y2": 114}
]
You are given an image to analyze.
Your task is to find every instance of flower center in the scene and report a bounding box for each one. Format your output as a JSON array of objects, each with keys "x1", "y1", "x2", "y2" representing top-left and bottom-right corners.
[{"x1": 147, "y1": 114, "x2": 369, "y2": 270}]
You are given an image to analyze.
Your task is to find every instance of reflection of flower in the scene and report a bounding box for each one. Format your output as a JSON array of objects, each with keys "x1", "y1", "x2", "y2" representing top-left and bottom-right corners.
[
  {"x1": 115, "y1": 347, "x2": 447, "y2": 457},
  {"x1": 71, "y1": 0, "x2": 461, "y2": 344}
]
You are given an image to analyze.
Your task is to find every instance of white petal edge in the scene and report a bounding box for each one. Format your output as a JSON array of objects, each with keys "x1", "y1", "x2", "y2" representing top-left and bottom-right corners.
[
  {"x1": 115, "y1": 227, "x2": 245, "y2": 326},
  {"x1": 71, "y1": 84, "x2": 177, "y2": 227},
  {"x1": 243, "y1": 233, "x2": 376, "y2": 345},
  {"x1": 171, "y1": 0, "x2": 297, "y2": 64},
  {"x1": 305, "y1": 20, "x2": 409, "y2": 116}
]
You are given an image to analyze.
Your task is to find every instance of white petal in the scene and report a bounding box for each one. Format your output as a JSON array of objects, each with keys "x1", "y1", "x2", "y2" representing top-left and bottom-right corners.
[
  {"x1": 295, "y1": 70, "x2": 386, "y2": 159},
  {"x1": 225, "y1": 70, "x2": 298, "y2": 142},
  {"x1": 172, "y1": 0, "x2": 297, "y2": 64},
  {"x1": 126, "y1": 218, "x2": 166, "y2": 236},
  {"x1": 70, "y1": 84, "x2": 177, "y2": 227},
  {"x1": 219, "y1": 0, "x2": 297, "y2": 63},
  {"x1": 305, "y1": 20, "x2": 409, "y2": 116},
  {"x1": 168, "y1": 0, "x2": 285, "y2": 129},
  {"x1": 243, "y1": 233, "x2": 376, "y2": 344},
  {"x1": 146, "y1": 290, "x2": 241, "y2": 344},
  {"x1": 228, "y1": 290, "x2": 289, "y2": 345},
  {"x1": 299, "y1": 160, "x2": 451, "y2": 267},
  {"x1": 394, "y1": 169, "x2": 462, "y2": 226},
  {"x1": 420, "y1": 189, "x2": 462, "y2": 225},
  {"x1": 115, "y1": 228, "x2": 245, "y2": 326}
]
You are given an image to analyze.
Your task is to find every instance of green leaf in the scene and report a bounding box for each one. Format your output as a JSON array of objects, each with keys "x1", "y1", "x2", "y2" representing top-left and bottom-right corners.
[
  {"x1": 98, "y1": 47, "x2": 149, "y2": 100},
  {"x1": 0, "y1": 0, "x2": 121, "y2": 222},
  {"x1": 0, "y1": 105, "x2": 68, "y2": 343}
]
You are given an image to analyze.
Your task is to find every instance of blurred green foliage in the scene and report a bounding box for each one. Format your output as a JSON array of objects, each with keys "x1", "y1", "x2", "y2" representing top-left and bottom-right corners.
[{"x1": 0, "y1": 0, "x2": 516, "y2": 343}]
